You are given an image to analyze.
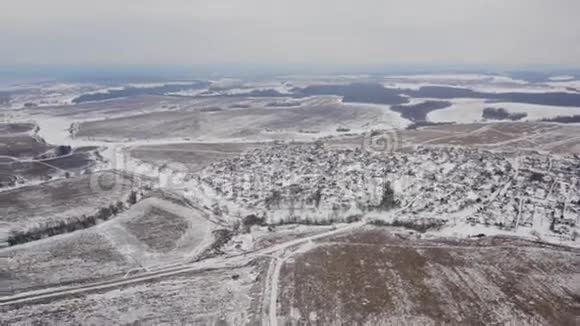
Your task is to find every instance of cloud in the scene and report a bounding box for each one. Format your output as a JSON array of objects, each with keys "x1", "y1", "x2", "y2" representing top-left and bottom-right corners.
[{"x1": 0, "y1": 0, "x2": 579, "y2": 65}]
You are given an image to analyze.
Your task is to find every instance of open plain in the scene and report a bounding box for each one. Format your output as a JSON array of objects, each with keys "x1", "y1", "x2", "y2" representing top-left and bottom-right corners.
[{"x1": 1, "y1": 74, "x2": 579, "y2": 325}]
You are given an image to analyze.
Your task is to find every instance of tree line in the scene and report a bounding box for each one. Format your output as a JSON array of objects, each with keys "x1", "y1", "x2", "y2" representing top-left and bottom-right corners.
[{"x1": 7, "y1": 190, "x2": 139, "y2": 246}]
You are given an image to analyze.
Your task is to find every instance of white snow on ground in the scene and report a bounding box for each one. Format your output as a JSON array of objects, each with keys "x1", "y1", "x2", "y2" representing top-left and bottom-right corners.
[
  {"x1": 382, "y1": 82, "x2": 452, "y2": 90},
  {"x1": 200, "y1": 83, "x2": 294, "y2": 97},
  {"x1": 427, "y1": 99, "x2": 580, "y2": 124},
  {"x1": 29, "y1": 115, "x2": 76, "y2": 146},
  {"x1": 166, "y1": 88, "x2": 208, "y2": 97},
  {"x1": 382, "y1": 73, "x2": 580, "y2": 94},
  {"x1": 269, "y1": 241, "x2": 317, "y2": 326},
  {"x1": 24, "y1": 114, "x2": 115, "y2": 167},
  {"x1": 247, "y1": 81, "x2": 294, "y2": 94},
  {"x1": 0, "y1": 82, "x2": 97, "y2": 93},
  {"x1": 281, "y1": 79, "x2": 353, "y2": 88},
  {"x1": 128, "y1": 82, "x2": 196, "y2": 88},
  {"x1": 82, "y1": 87, "x2": 125, "y2": 96},
  {"x1": 171, "y1": 80, "x2": 295, "y2": 98},
  {"x1": 344, "y1": 102, "x2": 411, "y2": 129},
  {"x1": 85, "y1": 82, "x2": 199, "y2": 96},
  {"x1": 4, "y1": 84, "x2": 578, "y2": 249},
  {"x1": 98, "y1": 197, "x2": 215, "y2": 268},
  {"x1": 386, "y1": 74, "x2": 490, "y2": 81},
  {"x1": 211, "y1": 78, "x2": 243, "y2": 86},
  {"x1": 386, "y1": 74, "x2": 528, "y2": 84},
  {"x1": 545, "y1": 80, "x2": 580, "y2": 90},
  {"x1": 1, "y1": 83, "x2": 111, "y2": 108},
  {"x1": 383, "y1": 77, "x2": 579, "y2": 94},
  {"x1": 468, "y1": 84, "x2": 578, "y2": 94},
  {"x1": 8, "y1": 93, "x2": 71, "y2": 108},
  {"x1": 384, "y1": 81, "x2": 578, "y2": 94},
  {"x1": 426, "y1": 99, "x2": 490, "y2": 123},
  {"x1": 549, "y1": 76, "x2": 575, "y2": 81},
  {"x1": 276, "y1": 75, "x2": 372, "y2": 88},
  {"x1": 397, "y1": 97, "x2": 437, "y2": 105},
  {"x1": 427, "y1": 221, "x2": 580, "y2": 248}
]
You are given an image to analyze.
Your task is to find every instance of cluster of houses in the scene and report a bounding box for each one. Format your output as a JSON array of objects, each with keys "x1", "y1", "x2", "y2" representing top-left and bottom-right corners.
[{"x1": 200, "y1": 143, "x2": 579, "y2": 240}]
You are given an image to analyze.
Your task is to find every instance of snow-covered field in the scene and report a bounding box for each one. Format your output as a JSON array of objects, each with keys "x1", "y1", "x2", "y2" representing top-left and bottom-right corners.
[
  {"x1": 1, "y1": 194, "x2": 216, "y2": 292},
  {"x1": 2, "y1": 75, "x2": 580, "y2": 324},
  {"x1": 546, "y1": 79, "x2": 580, "y2": 90},
  {"x1": 2, "y1": 258, "x2": 263, "y2": 325},
  {"x1": 278, "y1": 228, "x2": 579, "y2": 325},
  {"x1": 0, "y1": 83, "x2": 109, "y2": 109},
  {"x1": 100, "y1": 197, "x2": 216, "y2": 268},
  {"x1": 72, "y1": 97, "x2": 405, "y2": 142},
  {"x1": 383, "y1": 73, "x2": 580, "y2": 94},
  {"x1": 0, "y1": 171, "x2": 137, "y2": 236},
  {"x1": 428, "y1": 98, "x2": 580, "y2": 123}
]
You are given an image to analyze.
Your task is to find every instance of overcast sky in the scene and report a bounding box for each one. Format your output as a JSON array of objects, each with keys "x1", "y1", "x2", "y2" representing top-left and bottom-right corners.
[{"x1": 1, "y1": 0, "x2": 579, "y2": 66}]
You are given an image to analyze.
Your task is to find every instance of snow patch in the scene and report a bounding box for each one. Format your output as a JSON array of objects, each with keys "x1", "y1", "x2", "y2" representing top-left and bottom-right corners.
[{"x1": 428, "y1": 99, "x2": 580, "y2": 124}]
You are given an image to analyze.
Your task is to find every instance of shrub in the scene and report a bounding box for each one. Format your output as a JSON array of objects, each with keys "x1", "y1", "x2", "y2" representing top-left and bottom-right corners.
[
  {"x1": 243, "y1": 214, "x2": 266, "y2": 227},
  {"x1": 55, "y1": 145, "x2": 72, "y2": 156},
  {"x1": 369, "y1": 218, "x2": 446, "y2": 233}
]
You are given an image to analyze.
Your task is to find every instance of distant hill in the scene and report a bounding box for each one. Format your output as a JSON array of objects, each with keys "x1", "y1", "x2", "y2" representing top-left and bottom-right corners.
[
  {"x1": 291, "y1": 83, "x2": 580, "y2": 107},
  {"x1": 72, "y1": 82, "x2": 208, "y2": 103}
]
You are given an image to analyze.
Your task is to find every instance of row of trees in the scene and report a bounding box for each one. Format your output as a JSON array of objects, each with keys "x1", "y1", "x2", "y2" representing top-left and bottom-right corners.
[
  {"x1": 272, "y1": 214, "x2": 363, "y2": 227},
  {"x1": 541, "y1": 115, "x2": 580, "y2": 124},
  {"x1": 7, "y1": 191, "x2": 139, "y2": 246},
  {"x1": 369, "y1": 218, "x2": 446, "y2": 233},
  {"x1": 482, "y1": 107, "x2": 527, "y2": 121}
]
